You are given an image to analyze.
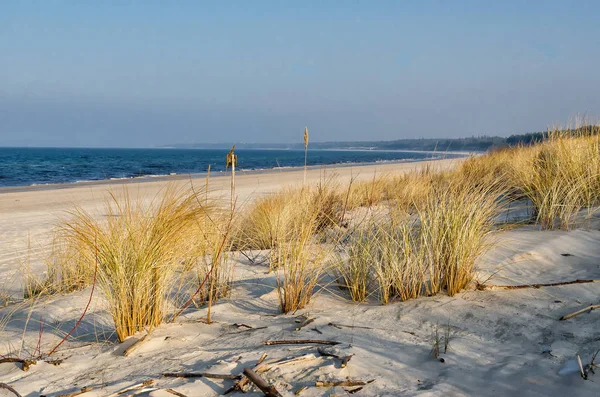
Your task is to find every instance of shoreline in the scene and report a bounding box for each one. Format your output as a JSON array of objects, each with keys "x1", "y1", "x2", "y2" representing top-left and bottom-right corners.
[{"x1": 0, "y1": 154, "x2": 466, "y2": 194}]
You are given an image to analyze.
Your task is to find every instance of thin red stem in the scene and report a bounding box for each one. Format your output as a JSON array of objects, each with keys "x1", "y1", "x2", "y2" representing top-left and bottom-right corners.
[{"x1": 47, "y1": 238, "x2": 99, "y2": 357}]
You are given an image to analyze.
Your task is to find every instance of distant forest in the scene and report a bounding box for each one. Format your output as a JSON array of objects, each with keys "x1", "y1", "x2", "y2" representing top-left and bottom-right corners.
[{"x1": 169, "y1": 126, "x2": 600, "y2": 152}]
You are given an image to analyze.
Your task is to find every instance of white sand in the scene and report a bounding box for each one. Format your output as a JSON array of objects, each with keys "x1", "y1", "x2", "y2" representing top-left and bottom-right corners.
[{"x1": 2, "y1": 158, "x2": 600, "y2": 396}]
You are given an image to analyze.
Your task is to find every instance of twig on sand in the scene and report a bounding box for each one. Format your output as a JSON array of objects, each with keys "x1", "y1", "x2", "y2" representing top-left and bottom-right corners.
[
  {"x1": 315, "y1": 379, "x2": 374, "y2": 387},
  {"x1": 317, "y1": 347, "x2": 353, "y2": 368},
  {"x1": 478, "y1": 279, "x2": 600, "y2": 291},
  {"x1": 56, "y1": 387, "x2": 93, "y2": 397},
  {"x1": 311, "y1": 326, "x2": 323, "y2": 334},
  {"x1": 578, "y1": 355, "x2": 587, "y2": 380},
  {"x1": 0, "y1": 358, "x2": 36, "y2": 371},
  {"x1": 328, "y1": 322, "x2": 372, "y2": 330},
  {"x1": 106, "y1": 380, "x2": 154, "y2": 397},
  {"x1": 224, "y1": 353, "x2": 268, "y2": 395},
  {"x1": 0, "y1": 383, "x2": 22, "y2": 397},
  {"x1": 264, "y1": 339, "x2": 340, "y2": 346},
  {"x1": 123, "y1": 334, "x2": 148, "y2": 356},
  {"x1": 166, "y1": 389, "x2": 188, "y2": 397},
  {"x1": 560, "y1": 304, "x2": 600, "y2": 321},
  {"x1": 162, "y1": 372, "x2": 241, "y2": 379},
  {"x1": 243, "y1": 368, "x2": 283, "y2": 397},
  {"x1": 295, "y1": 318, "x2": 316, "y2": 331},
  {"x1": 269, "y1": 353, "x2": 318, "y2": 367},
  {"x1": 347, "y1": 386, "x2": 364, "y2": 394}
]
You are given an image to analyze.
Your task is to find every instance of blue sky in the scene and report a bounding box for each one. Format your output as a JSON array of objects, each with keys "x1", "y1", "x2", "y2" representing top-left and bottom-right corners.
[{"x1": 1, "y1": 1, "x2": 599, "y2": 147}]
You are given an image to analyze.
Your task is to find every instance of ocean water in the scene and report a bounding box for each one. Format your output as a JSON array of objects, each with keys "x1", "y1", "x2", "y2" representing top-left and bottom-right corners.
[{"x1": 0, "y1": 147, "x2": 462, "y2": 188}]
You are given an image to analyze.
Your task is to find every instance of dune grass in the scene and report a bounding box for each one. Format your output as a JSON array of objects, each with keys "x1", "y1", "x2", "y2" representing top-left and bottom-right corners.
[
  {"x1": 32, "y1": 120, "x2": 600, "y2": 331},
  {"x1": 54, "y1": 185, "x2": 213, "y2": 342},
  {"x1": 337, "y1": 171, "x2": 505, "y2": 302}
]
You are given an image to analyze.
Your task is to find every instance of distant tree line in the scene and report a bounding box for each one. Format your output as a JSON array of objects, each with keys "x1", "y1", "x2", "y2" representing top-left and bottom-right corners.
[{"x1": 171, "y1": 126, "x2": 600, "y2": 152}]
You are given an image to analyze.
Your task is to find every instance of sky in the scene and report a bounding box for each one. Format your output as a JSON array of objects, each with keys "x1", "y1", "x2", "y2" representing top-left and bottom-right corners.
[{"x1": 1, "y1": 1, "x2": 599, "y2": 148}]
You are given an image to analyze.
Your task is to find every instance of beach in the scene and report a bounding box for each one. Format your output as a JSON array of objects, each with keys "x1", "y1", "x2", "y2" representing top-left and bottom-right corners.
[{"x1": 2, "y1": 156, "x2": 600, "y2": 396}]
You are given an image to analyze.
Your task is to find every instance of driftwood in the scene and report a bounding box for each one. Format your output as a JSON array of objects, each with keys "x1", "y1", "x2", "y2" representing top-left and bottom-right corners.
[
  {"x1": 315, "y1": 379, "x2": 373, "y2": 387},
  {"x1": 328, "y1": 322, "x2": 372, "y2": 330},
  {"x1": 224, "y1": 353, "x2": 268, "y2": 395},
  {"x1": 123, "y1": 334, "x2": 148, "y2": 356},
  {"x1": 56, "y1": 387, "x2": 93, "y2": 397},
  {"x1": 0, "y1": 383, "x2": 22, "y2": 397},
  {"x1": 269, "y1": 353, "x2": 318, "y2": 367},
  {"x1": 560, "y1": 304, "x2": 600, "y2": 321},
  {"x1": 347, "y1": 386, "x2": 363, "y2": 394},
  {"x1": 242, "y1": 368, "x2": 283, "y2": 397},
  {"x1": 478, "y1": 279, "x2": 600, "y2": 291},
  {"x1": 264, "y1": 339, "x2": 340, "y2": 346},
  {"x1": 166, "y1": 389, "x2": 188, "y2": 397},
  {"x1": 162, "y1": 372, "x2": 241, "y2": 379},
  {"x1": 295, "y1": 318, "x2": 316, "y2": 331},
  {"x1": 0, "y1": 358, "x2": 36, "y2": 371},
  {"x1": 106, "y1": 380, "x2": 154, "y2": 397},
  {"x1": 317, "y1": 347, "x2": 353, "y2": 368}
]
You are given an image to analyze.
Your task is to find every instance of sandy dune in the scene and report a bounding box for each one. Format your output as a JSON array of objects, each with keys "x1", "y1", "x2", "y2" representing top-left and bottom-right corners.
[{"x1": 2, "y1": 158, "x2": 600, "y2": 396}]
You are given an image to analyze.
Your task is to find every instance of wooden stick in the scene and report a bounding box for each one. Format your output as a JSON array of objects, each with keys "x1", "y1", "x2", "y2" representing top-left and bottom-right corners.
[
  {"x1": 166, "y1": 389, "x2": 188, "y2": 397},
  {"x1": 315, "y1": 380, "x2": 371, "y2": 387},
  {"x1": 242, "y1": 368, "x2": 283, "y2": 397},
  {"x1": 224, "y1": 353, "x2": 268, "y2": 395},
  {"x1": 328, "y1": 322, "x2": 372, "y2": 330},
  {"x1": 479, "y1": 279, "x2": 600, "y2": 291},
  {"x1": 264, "y1": 339, "x2": 340, "y2": 346},
  {"x1": 106, "y1": 380, "x2": 154, "y2": 397},
  {"x1": 317, "y1": 348, "x2": 354, "y2": 368},
  {"x1": 123, "y1": 334, "x2": 148, "y2": 356},
  {"x1": 0, "y1": 383, "x2": 22, "y2": 397},
  {"x1": 560, "y1": 304, "x2": 600, "y2": 321},
  {"x1": 295, "y1": 318, "x2": 316, "y2": 331},
  {"x1": 269, "y1": 353, "x2": 318, "y2": 367},
  {"x1": 347, "y1": 386, "x2": 363, "y2": 394},
  {"x1": 578, "y1": 354, "x2": 587, "y2": 379},
  {"x1": 341, "y1": 355, "x2": 353, "y2": 368},
  {"x1": 162, "y1": 372, "x2": 241, "y2": 379},
  {"x1": 57, "y1": 387, "x2": 93, "y2": 397},
  {"x1": 0, "y1": 358, "x2": 36, "y2": 371}
]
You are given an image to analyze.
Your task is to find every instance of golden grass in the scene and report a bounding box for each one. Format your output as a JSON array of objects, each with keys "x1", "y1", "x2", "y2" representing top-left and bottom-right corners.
[
  {"x1": 338, "y1": 172, "x2": 504, "y2": 302},
  {"x1": 511, "y1": 129, "x2": 600, "y2": 229},
  {"x1": 54, "y1": 185, "x2": 213, "y2": 342},
  {"x1": 37, "y1": 120, "x2": 600, "y2": 324}
]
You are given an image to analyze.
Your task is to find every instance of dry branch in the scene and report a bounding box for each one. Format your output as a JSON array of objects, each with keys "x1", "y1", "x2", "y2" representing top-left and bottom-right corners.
[
  {"x1": 0, "y1": 358, "x2": 36, "y2": 371},
  {"x1": 224, "y1": 353, "x2": 268, "y2": 395},
  {"x1": 166, "y1": 389, "x2": 187, "y2": 397},
  {"x1": 295, "y1": 318, "x2": 316, "y2": 331},
  {"x1": 162, "y1": 372, "x2": 240, "y2": 379},
  {"x1": 264, "y1": 339, "x2": 340, "y2": 346},
  {"x1": 0, "y1": 383, "x2": 22, "y2": 397},
  {"x1": 317, "y1": 348, "x2": 353, "y2": 368},
  {"x1": 478, "y1": 279, "x2": 599, "y2": 291},
  {"x1": 315, "y1": 379, "x2": 373, "y2": 387},
  {"x1": 57, "y1": 387, "x2": 93, "y2": 397},
  {"x1": 123, "y1": 334, "x2": 148, "y2": 356},
  {"x1": 328, "y1": 322, "x2": 372, "y2": 330},
  {"x1": 242, "y1": 368, "x2": 283, "y2": 397},
  {"x1": 106, "y1": 380, "x2": 154, "y2": 397},
  {"x1": 560, "y1": 304, "x2": 600, "y2": 321}
]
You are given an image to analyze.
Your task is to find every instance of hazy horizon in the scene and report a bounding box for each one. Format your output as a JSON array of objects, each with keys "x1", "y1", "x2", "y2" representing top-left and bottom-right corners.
[{"x1": 1, "y1": 1, "x2": 599, "y2": 148}]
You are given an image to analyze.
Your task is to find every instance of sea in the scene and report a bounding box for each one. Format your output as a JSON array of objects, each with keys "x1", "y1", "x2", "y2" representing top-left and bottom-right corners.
[{"x1": 0, "y1": 147, "x2": 464, "y2": 188}]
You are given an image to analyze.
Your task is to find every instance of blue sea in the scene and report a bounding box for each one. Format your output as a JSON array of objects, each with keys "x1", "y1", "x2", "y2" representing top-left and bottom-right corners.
[{"x1": 0, "y1": 147, "x2": 462, "y2": 188}]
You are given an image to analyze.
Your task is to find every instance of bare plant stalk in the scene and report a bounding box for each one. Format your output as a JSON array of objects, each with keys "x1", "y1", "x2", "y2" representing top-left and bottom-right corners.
[
  {"x1": 170, "y1": 205, "x2": 235, "y2": 323},
  {"x1": 48, "y1": 238, "x2": 99, "y2": 357},
  {"x1": 303, "y1": 127, "x2": 309, "y2": 186}
]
